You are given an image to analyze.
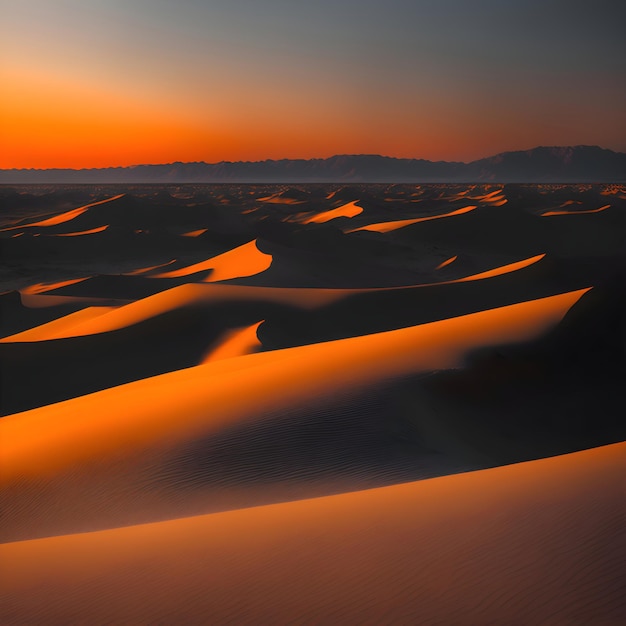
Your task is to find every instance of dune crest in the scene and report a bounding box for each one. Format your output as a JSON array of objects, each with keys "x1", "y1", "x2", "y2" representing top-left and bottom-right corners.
[
  {"x1": 21, "y1": 278, "x2": 91, "y2": 295},
  {"x1": 181, "y1": 228, "x2": 208, "y2": 237},
  {"x1": 124, "y1": 259, "x2": 177, "y2": 276},
  {"x1": 0, "y1": 288, "x2": 589, "y2": 483},
  {"x1": 542, "y1": 204, "x2": 610, "y2": 216},
  {"x1": 347, "y1": 205, "x2": 477, "y2": 233},
  {"x1": 153, "y1": 240, "x2": 272, "y2": 282},
  {"x1": 301, "y1": 200, "x2": 363, "y2": 224},
  {"x1": 200, "y1": 320, "x2": 264, "y2": 364},
  {"x1": 0, "y1": 306, "x2": 118, "y2": 343},
  {"x1": 53, "y1": 225, "x2": 109, "y2": 237},
  {"x1": 0, "y1": 194, "x2": 125, "y2": 232},
  {"x1": 436, "y1": 255, "x2": 458, "y2": 269}
]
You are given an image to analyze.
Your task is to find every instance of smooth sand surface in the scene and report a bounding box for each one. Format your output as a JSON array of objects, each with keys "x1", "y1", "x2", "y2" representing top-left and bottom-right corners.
[
  {"x1": 1, "y1": 183, "x2": 623, "y2": 624},
  {"x1": 2, "y1": 441, "x2": 624, "y2": 624},
  {"x1": 347, "y1": 204, "x2": 477, "y2": 233}
]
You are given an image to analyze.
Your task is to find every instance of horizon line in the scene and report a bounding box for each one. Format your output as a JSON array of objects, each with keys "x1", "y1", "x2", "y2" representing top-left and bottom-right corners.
[{"x1": 2, "y1": 144, "x2": 621, "y2": 172}]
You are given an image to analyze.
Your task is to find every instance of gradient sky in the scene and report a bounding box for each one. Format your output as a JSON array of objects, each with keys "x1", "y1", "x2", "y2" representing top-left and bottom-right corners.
[{"x1": 1, "y1": 0, "x2": 625, "y2": 168}]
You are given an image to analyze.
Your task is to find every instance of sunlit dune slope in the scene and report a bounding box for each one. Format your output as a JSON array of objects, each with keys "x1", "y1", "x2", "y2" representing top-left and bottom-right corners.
[
  {"x1": 153, "y1": 240, "x2": 272, "y2": 281},
  {"x1": 347, "y1": 205, "x2": 477, "y2": 233},
  {"x1": 2, "y1": 283, "x2": 348, "y2": 342},
  {"x1": 0, "y1": 194, "x2": 125, "y2": 232},
  {"x1": 542, "y1": 203, "x2": 610, "y2": 216},
  {"x1": 0, "y1": 290, "x2": 591, "y2": 541},
  {"x1": 3, "y1": 290, "x2": 587, "y2": 478},
  {"x1": 3, "y1": 254, "x2": 546, "y2": 343},
  {"x1": 52, "y1": 225, "x2": 109, "y2": 237},
  {"x1": 200, "y1": 320, "x2": 264, "y2": 364},
  {"x1": 0, "y1": 306, "x2": 118, "y2": 343},
  {"x1": 300, "y1": 200, "x2": 363, "y2": 224},
  {"x1": 181, "y1": 228, "x2": 208, "y2": 237},
  {"x1": 2, "y1": 441, "x2": 624, "y2": 624}
]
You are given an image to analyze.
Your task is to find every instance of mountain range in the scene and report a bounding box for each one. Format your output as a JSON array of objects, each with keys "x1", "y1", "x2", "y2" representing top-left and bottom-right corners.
[{"x1": 2, "y1": 146, "x2": 625, "y2": 183}]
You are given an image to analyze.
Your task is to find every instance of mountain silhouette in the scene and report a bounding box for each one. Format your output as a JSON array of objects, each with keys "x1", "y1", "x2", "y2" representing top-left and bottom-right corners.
[{"x1": 2, "y1": 146, "x2": 624, "y2": 183}]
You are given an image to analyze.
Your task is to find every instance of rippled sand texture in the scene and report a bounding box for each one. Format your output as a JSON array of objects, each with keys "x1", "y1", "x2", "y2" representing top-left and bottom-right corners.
[{"x1": 1, "y1": 183, "x2": 625, "y2": 624}]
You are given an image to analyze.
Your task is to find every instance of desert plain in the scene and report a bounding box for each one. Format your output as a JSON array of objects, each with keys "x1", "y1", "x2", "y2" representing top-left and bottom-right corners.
[{"x1": 1, "y1": 182, "x2": 625, "y2": 623}]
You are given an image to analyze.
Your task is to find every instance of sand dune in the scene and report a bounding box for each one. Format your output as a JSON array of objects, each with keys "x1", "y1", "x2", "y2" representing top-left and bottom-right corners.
[
  {"x1": 181, "y1": 228, "x2": 208, "y2": 237},
  {"x1": 200, "y1": 320, "x2": 264, "y2": 364},
  {"x1": 542, "y1": 203, "x2": 610, "y2": 216},
  {"x1": 154, "y1": 240, "x2": 272, "y2": 281},
  {"x1": 0, "y1": 194, "x2": 125, "y2": 232},
  {"x1": 436, "y1": 254, "x2": 458, "y2": 269},
  {"x1": 3, "y1": 254, "x2": 548, "y2": 343},
  {"x1": 21, "y1": 277, "x2": 91, "y2": 295},
  {"x1": 347, "y1": 205, "x2": 477, "y2": 233},
  {"x1": 0, "y1": 289, "x2": 589, "y2": 543},
  {"x1": 1, "y1": 183, "x2": 623, "y2": 623},
  {"x1": 124, "y1": 259, "x2": 177, "y2": 275},
  {"x1": 1, "y1": 283, "x2": 348, "y2": 342},
  {"x1": 2, "y1": 441, "x2": 624, "y2": 624},
  {"x1": 52, "y1": 225, "x2": 109, "y2": 237},
  {"x1": 301, "y1": 200, "x2": 363, "y2": 224},
  {"x1": 0, "y1": 306, "x2": 118, "y2": 343}
]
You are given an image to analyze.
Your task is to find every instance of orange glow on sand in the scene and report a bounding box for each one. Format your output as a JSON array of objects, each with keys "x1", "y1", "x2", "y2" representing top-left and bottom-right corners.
[
  {"x1": 0, "y1": 287, "x2": 589, "y2": 482},
  {"x1": 53, "y1": 225, "x2": 109, "y2": 237},
  {"x1": 436, "y1": 255, "x2": 458, "y2": 269},
  {"x1": 347, "y1": 205, "x2": 477, "y2": 233},
  {"x1": 154, "y1": 241, "x2": 272, "y2": 282},
  {"x1": 21, "y1": 278, "x2": 91, "y2": 295},
  {"x1": 0, "y1": 195, "x2": 124, "y2": 232},
  {"x1": 301, "y1": 201, "x2": 364, "y2": 224},
  {"x1": 542, "y1": 204, "x2": 610, "y2": 217},
  {"x1": 200, "y1": 321, "x2": 264, "y2": 364},
  {"x1": 181, "y1": 229, "x2": 208, "y2": 237}
]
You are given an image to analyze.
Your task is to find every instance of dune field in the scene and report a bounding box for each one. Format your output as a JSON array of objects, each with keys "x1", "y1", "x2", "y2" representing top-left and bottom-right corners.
[{"x1": 1, "y1": 183, "x2": 625, "y2": 623}]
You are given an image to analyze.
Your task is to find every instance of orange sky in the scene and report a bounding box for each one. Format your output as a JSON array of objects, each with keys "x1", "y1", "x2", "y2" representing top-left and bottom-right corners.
[{"x1": 2, "y1": 1, "x2": 624, "y2": 169}]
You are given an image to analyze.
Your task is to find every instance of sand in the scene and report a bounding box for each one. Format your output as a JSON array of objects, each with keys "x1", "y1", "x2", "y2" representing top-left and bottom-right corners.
[{"x1": 0, "y1": 182, "x2": 624, "y2": 623}]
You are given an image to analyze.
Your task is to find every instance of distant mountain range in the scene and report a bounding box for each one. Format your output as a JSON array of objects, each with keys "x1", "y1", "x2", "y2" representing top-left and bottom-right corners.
[{"x1": 2, "y1": 146, "x2": 625, "y2": 183}]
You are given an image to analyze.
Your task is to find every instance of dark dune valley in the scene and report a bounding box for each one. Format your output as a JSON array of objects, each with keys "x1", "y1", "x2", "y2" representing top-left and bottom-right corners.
[{"x1": 1, "y1": 182, "x2": 625, "y2": 623}]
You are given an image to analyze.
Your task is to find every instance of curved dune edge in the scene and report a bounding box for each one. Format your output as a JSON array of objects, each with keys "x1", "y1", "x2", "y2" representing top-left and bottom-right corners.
[
  {"x1": 21, "y1": 278, "x2": 91, "y2": 295},
  {"x1": 199, "y1": 320, "x2": 264, "y2": 364},
  {"x1": 436, "y1": 255, "x2": 458, "y2": 269},
  {"x1": 0, "y1": 306, "x2": 118, "y2": 343},
  {"x1": 469, "y1": 188, "x2": 508, "y2": 205},
  {"x1": 452, "y1": 253, "x2": 544, "y2": 282},
  {"x1": 4, "y1": 253, "x2": 547, "y2": 342},
  {"x1": 180, "y1": 228, "x2": 208, "y2": 237},
  {"x1": 542, "y1": 204, "x2": 610, "y2": 216},
  {"x1": 51, "y1": 225, "x2": 109, "y2": 237},
  {"x1": 0, "y1": 194, "x2": 125, "y2": 232},
  {"x1": 2, "y1": 441, "x2": 624, "y2": 624},
  {"x1": 153, "y1": 240, "x2": 272, "y2": 281},
  {"x1": 301, "y1": 200, "x2": 363, "y2": 224},
  {"x1": 347, "y1": 204, "x2": 477, "y2": 233},
  {"x1": 124, "y1": 259, "x2": 177, "y2": 276},
  {"x1": 5, "y1": 283, "x2": 350, "y2": 342},
  {"x1": 0, "y1": 288, "x2": 590, "y2": 482}
]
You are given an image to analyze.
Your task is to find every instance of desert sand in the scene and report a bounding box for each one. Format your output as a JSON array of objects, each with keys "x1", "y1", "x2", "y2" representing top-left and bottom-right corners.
[{"x1": 1, "y1": 183, "x2": 624, "y2": 623}]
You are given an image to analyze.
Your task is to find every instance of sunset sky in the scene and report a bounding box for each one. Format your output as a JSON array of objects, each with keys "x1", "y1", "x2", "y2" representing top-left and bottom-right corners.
[{"x1": 1, "y1": 0, "x2": 625, "y2": 168}]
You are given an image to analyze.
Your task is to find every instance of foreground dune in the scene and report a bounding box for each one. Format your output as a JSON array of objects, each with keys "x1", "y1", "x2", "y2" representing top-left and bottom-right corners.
[
  {"x1": 2, "y1": 441, "x2": 624, "y2": 624},
  {"x1": 3, "y1": 290, "x2": 587, "y2": 479},
  {"x1": 0, "y1": 289, "x2": 591, "y2": 541},
  {"x1": 1, "y1": 183, "x2": 623, "y2": 623}
]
